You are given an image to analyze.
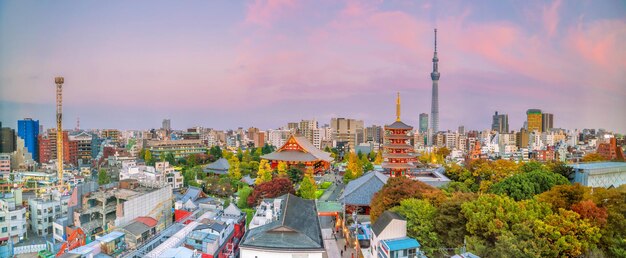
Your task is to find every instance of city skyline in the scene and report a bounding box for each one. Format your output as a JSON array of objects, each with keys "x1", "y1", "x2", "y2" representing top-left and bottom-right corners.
[{"x1": 1, "y1": 1, "x2": 625, "y2": 132}]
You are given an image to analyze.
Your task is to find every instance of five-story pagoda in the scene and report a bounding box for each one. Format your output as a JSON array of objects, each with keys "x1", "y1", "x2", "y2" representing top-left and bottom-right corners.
[{"x1": 382, "y1": 93, "x2": 416, "y2": 177}]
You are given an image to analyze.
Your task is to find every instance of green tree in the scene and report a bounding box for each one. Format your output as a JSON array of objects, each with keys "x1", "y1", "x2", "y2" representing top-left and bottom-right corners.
[
  {"x1": 255, "y1": 159, "x2": 273, "y2": 185},
  {"x1": 298, "y1": 174, "x2": 317, "y2": 199},
  {"x1": 236, "y1": 186, "x2": 253, "y2": 208},
  {"x1": 209, "y1": 146, "x2": 222, "y2": 159},
  {"x1": 187, "y1": 154, "x2": 198, "y2": 167},
  {"x1": 237, "y1": 148, "x2": 243, "y2": 161},
  {"x1": 434, "y1": 193, "x2": 477, "y2": 252},
  {"x1": 392, "y1": 199, "x2": 440, "y2": 256},
  {"x1": 547, "y1": 161, "x2": 575, "y2": 181},
  {"x1": 287, "y1": 167, "x2": 303, "y2": 183},
  {"x1": 144, "y1": 149, "x2": 153, "y2": 165},
  {"x1": 163, "y1": 152, "x2": 176, "y2": 165},
  {"x1": 98, "y1": 169, "x2": 110, "y2": 185},
  {"x1": 373, "y1": 151, "x2": 383, "y2": 165},
  {"x1": 361, "y1": 155, "x2": 374, "y2": 172},
  {"x1": 489, "y1": 170, "x2": 570, "y2": 201},
  {"x1": 227, "y1": 156, "x2": 242, "y2": 180},
  {"x1": 222, "y1": 149, "x2": 234, "y2": 160}
]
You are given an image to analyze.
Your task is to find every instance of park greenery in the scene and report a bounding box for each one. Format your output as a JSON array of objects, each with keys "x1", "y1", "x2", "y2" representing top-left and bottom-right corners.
[{"x1": 369, "y1": 158, "x2": 626, "y2": 257}]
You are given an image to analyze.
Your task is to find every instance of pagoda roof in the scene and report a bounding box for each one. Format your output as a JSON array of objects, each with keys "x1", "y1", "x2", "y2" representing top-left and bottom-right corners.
[
  {"x1": 383, "y1": 144, "x2": 414, "y2": 149},
  {"x1": 384, "y1": 153, "x2": 416, "y2": 159},
  {"x1": 385, "y1": 134, "x2": 411, "y2": 139},
  {"x1": 261, "y1": 135, "x2": 333, "y2": 163},
  {"x1": 382, "y1": 162, "x2": 416, "y2": 169},
  {"x1": 385, "y1": 121, "x2": 413, "y2": 130}
]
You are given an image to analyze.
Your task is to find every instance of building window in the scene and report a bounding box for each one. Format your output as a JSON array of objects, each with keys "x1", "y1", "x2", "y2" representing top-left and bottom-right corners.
[
  {"x1": 11, "y1": 226, "x2": 17, "y2": 231},
  {"x1": 0, "y1": 217, "x2": 4, "y2": 222},
  {"x1": 11, "y1": 216, "x2": 16, "y2": 220},
  {"x1": 2, "y1": 227, "x2": 7, "y2": 233}
]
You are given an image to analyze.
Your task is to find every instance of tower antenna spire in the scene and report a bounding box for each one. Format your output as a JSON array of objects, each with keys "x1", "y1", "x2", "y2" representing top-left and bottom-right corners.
[
  {"x1": 396, "y1": 92, "x2": 401, "y2": 121},
  {"x1": 434, "y1": 28, "x2": 437, "y2": 52}
]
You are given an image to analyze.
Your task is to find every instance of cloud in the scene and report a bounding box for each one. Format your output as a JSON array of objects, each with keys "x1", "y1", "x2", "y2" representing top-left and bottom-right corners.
[
  {"x1": 543, "y1": 0, "x2": 563, "y2": 36},
  {"x1": 244, "y1": 0, "x2": 297, "y2": 27}
]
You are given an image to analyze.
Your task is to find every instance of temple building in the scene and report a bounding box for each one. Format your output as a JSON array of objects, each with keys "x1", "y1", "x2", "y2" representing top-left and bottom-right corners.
[
  {"x1": 261, "y1": 134, "x2": 332, "y2": 174},
  {"x1": 382, "y1": 93, "x2": 417, "y2": 177}
]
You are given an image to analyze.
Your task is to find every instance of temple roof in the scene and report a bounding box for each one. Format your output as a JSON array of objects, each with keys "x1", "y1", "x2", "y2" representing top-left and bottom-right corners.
[
  {"x1": 261, "y1": 135, "x2": 332, "y2": 162},
  {"x1": 383, "y1": 144, "x2": 414, "y2": 149},
  {"x1": 385, "y1": 121, "x2": 413, "y2": 130},
  {"x1": 381, "y1": 162, "x2": 416, "y2": 169},
  {"x1": 384, "y1": 153, "x2": 416, "y2": 159},
  {"x1": 340, "y1": 171, "x2": 388, "y2": 206}
]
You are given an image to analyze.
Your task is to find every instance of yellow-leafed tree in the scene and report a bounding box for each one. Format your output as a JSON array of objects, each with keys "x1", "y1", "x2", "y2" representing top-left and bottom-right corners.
[{"x1": 255, "y1": 159, "x2": 273, "y2": 185}]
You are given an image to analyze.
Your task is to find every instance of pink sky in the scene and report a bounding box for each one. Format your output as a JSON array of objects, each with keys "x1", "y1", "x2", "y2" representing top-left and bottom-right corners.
[{"x1": 1, "y1": 0, "x2": 625, "y2": 132}]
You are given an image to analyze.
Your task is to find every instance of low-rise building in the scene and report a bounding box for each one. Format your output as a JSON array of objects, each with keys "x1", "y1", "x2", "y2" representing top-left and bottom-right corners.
[
  {"x1": 0, "y1": 189, "x2": 27, "y2": 244},
  {"x1": 147, "y1": 139, "x2": 207, "y2": 160},
  {"x1": 570, "y1": 162, "x2": 626, "y2": 188},
  {"x1": 72, "y1": 179, "x2": 173, "y2": 236},
  {"x1": 241, "y1": 194, "x2": 324, "y2": 258},
  {"x1": 0, "y1": 154, "x2": 10, "y2": 179},
  {"x1": 370, "y1": 211, "x2": 424, "y2": 258},
  {"x1": 28, "y1": 192, "x2": 70, "y2": 237}
]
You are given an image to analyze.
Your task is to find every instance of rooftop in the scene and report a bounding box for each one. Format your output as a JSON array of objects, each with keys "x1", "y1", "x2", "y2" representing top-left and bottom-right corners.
[
  {"x1": 340, "y1": 171, "x2": 388, "y2": 206},
  {"x1": 242, "y1": 194, "x2": 324, "y2": 250},
  {"x1": 385, "y1": 121, "x2": 413, "y2": 130},
  {"x1": 569, "y1": 162, "x2": 626, "y2": 170},
  {"x1": 382, "y1": 237, "x2": 421, "y2": 251},
  {"x1": 372, "y1": 211, "x2": 404, "y2": 236}
]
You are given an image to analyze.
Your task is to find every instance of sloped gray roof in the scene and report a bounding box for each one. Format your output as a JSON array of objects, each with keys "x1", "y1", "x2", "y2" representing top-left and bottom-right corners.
[
  {"x1": 123, "y1": 221, "x2": 151, "y2": 236},
  {"x1": 385, "y1": 121, "x2": 413, "y2": 129},
  {"x1": 372, "y1": 211, "x2": 404, "y2": 236},
  {"x1": 241, "y1": 175, "x2": 255, "y2": 185},
  {"x1": 180, "y1": 186, "x2": 202, "y2": 203},
  {"x1": 340, "y1": 171, "x2": 388, "y2": 206},
  {"x1": 203, "y1": 158, "x2": 229, "y2": 174},
  {"x1": 241, "y1": 194, "x2": 324, "y2": 250}
]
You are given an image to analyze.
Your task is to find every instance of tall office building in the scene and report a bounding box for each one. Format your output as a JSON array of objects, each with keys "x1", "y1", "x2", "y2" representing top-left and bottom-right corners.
[
  {"x1": 162, "y1": 119, "x2": 171, "y2": 132},
  {"x1": 542, "y1": 113, "x2": 554, "y2": 132},
  {"x1": 526, "y1": 109, "x2": 543, "y2": 133},
  {"x1": 330, "y1": 118, "x2": 364, "y2": 151},
  {"x1": 430, "y1": 28, "x2": 440, "y2": 135},
  {"x1": 491, "y1": 111, "x2": 509, "y2": 133},
  {"x1": 298, "y1": 119, "x2": 318, "y2": 144},
  {"x1": 419, "y1": 113, "x2": 428, "y2": 133},
  {"x1": 17, "y1": 118, "x2": 39, "y2": 161},
  {"x1": 365, "y1": 125, "x2": 383, "y2": 145},
  {"x1": 0, "y1": 122, "x2": 16, "y2": 153}
]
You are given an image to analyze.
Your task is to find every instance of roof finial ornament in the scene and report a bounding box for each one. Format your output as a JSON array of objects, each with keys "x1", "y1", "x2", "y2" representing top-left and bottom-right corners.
[{"x1": 396, "y1": 92, "x2": 401, "y2": 122}]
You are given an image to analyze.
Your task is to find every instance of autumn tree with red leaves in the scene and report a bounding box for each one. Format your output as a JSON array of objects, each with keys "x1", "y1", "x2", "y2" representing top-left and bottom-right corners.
[
  {"x1": 571, "y1": 200, "x2": 609, "y2": 226},
  {"x1": 247, "y1": 178, "x2": 295, "y2": 207}
]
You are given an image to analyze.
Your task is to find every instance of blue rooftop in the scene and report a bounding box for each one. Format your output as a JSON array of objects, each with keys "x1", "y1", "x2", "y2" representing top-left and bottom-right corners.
[
  {"x1": 382, "y1": 237, "x2": 420, "y2": 251},
  {"x1": 569, "y1": 162, "x2": 626, "y2": 170}
]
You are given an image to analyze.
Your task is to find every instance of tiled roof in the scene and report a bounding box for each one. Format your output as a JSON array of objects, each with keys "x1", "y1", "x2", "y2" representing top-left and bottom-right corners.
[
  {"x1": 203, "y1": 158, "x2": 229, "y2": 174},
  {"x1": 241, "y1": 194, "x2": 324, "y2": 250},
  {"x1": 135, "y1": 216, "x2": 157, "y2": 227},
  {"x1": 340, "y1": 171, "x2": 388, "y2": 206},
  {"x1": 261, "y1": 135, "x2": 333, "y2": 162},
  {"x1": 385, "y1": 121, "x2": 413, "y2": 130},
  {"x1": 372, "y1": 211, "x2": 404, "y2": 236}
]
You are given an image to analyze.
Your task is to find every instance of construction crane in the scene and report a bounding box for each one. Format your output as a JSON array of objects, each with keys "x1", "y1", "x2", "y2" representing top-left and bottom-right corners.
[{"x1": 55, "y1": 76, "x2": 65, "y2": 190}]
